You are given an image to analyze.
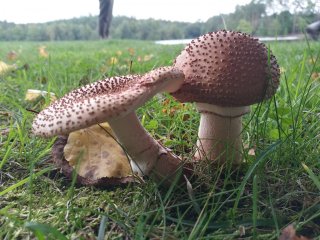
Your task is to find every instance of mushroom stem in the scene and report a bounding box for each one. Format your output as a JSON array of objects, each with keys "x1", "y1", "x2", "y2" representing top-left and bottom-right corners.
[
  {"x1": 194, "y1": 103, "x2": 250, "y2": 165},
  {"x1": 108, "y1": 112, "x2": 183, "y2": 179}
]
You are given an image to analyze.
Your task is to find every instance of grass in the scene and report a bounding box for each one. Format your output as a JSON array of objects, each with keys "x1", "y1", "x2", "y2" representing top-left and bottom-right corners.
[{"x1": 0, "y1": 38, "x2": 319, "y2": 239}]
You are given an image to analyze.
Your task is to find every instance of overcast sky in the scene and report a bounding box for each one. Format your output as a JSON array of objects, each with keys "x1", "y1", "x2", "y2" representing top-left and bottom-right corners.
[{"x1": 0, "y1": 0, "x2": 252, "y2": 24}]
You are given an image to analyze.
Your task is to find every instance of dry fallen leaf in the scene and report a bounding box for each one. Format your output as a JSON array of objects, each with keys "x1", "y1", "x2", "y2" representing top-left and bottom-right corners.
[
  {"x1": 137, "y1": 54, "x2": 154, "y2": 62},
  {"x1": 109, "y1": 57, "x2": 118, "y2": 65},
  {"x1": 162, "y1": 98, "x2": 171, "y2": 106},
  {"x1": 25, "y1": 89, "x2": 57, "y2": 102},
  {"x1": 6, "y1": 51, "x2": 18, "y2": 61},
  {"x1": 238, "y1": 225, "x2": 245, "y2": 237},
  {"x1": 279, "y1": 224, "x2": 310, "y2": 240},
  {"x1": 128, "y1": 48, "x2": 135, "y2": 56},
  {"x1": 0, "y1": 61, "x2": 16, "y2": 75},
  {"x1": 248, "y1": 148, "x2": 255, "y2": 156},
  {"x1": 144, "y1": 54, "x2": 153, "y2": 61},
  {"x1": 311, "y1": 72, "x2": 320, "y2": 81},
  {"x1": 280, "y1": 67, "x2": 286, "y2": 74},
  {"x1": 308, "y1": 57, "x2": 316, "y2": 64},
  {"x1": 38, "y1": 46, "x2": 49, "y2": 58},
  {"x1": 64, "y1": 123, "x2": 131, "y2": 180}
]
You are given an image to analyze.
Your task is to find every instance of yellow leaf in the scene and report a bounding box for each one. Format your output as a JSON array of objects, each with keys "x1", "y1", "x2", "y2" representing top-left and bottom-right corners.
[
  {"x1": 25, "y1": 89, "x2": 57, "y2": 102},
  {"x1": 280, "y1": 67, "x2": 286, "y2": 74},
  {"x1": 0, "y1": 61, "x2": 16, "y2": 75},
  {"x1": 109, "y1": 57, "x2": 118, "y2": 65},
  {"x1": 311, "y1": 72, "x2": 320, "y2": 81},
  {"x1": 137, "y1": 54, "x2": 154, "y2": 62},
  {"x1": 39, "y1": 46, "x2": 49, "y2": 58},
  {"x1": 144, "y1": 54, "x2": 153, "y2": 61},
  {"x1": 64, "y1": 123, "x2": 131, "y2": 180},
  {"x1": 308, "y1": 57, "x2": 316, "y2": 64}
]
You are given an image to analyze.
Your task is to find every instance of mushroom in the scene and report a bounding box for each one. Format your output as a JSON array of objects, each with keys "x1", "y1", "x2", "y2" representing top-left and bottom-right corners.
[
  {"x1": 32, "y1": 66, "x2": 185, "y2": 179},
  {"x1": 171, "y1": 30, "x2": 280, "y2": 165}
]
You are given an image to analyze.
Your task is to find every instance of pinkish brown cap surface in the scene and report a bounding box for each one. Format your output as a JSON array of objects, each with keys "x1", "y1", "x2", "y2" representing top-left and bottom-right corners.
[
  {"x1": 32, "y1": 67, "x2": 184, "y2": 137},
  {"x1": 172, "y1": 30, "x2": 280, "y2": 107}
]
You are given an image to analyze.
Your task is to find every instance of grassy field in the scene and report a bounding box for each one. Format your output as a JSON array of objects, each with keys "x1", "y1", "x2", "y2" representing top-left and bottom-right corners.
[{"x1": 0, "y1": 39, "x2": 319, "y2": 239}]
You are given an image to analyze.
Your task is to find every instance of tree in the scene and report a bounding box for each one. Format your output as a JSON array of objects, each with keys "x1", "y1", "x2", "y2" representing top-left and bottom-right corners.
[
  {"x1": 254, "y1": 0, "x2": 318, "y2": 14},
  {"x1": 237, "y1": 19, "x2": 253, "y2": 33},
  {"x1": 233, "y1": 2, "x2": 266, "y2": 34},
  {"x1": 185, "y1": 22, "x2": 203, "y2": 38},
  {"x1": 99, "y1": 0, "x2": 114, "y2": 38}
]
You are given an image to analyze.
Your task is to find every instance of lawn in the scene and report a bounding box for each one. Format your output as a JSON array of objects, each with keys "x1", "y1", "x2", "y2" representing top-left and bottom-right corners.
[{"x1": 0, "y1": 39, "x2": 319, "y2": 239}]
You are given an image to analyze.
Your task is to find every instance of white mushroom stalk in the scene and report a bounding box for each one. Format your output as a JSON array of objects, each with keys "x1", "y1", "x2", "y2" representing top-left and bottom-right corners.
[
  {"x1": 108, "y1": 112, "x2": 182, "y2": 177},
  {"x1": 32, "y1": 66, "x2": 185, "y2": 178},
  {"x1": 171, "y1": 30, "x2": 280, "y2": 165},
  {"x1": 194, "y1": 103, "x2": 249, "y2": 165}
]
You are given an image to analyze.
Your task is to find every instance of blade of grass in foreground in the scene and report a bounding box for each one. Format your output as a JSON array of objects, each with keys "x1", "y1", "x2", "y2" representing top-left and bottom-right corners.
[
  {"x1": 25, "y1": 222, "x2": 67, "y2": 240},
  {"x1": 0, "y1": 167, "x2": 52, "y2": 196},
  {"x1": 97, "y1": 215, "x2": 108, "y2": 240},
  {"x1": 301, "y1": 163, "x2": 320, "y2": 191},
  {"x1": 233, "y1": 140, "x2": 281, "y2": 213},
  {"x1": 0, "y1": 135, "x2": 17, "y2": 170},
  {"x1": 252, "y1": 174, "x2": 258, "y2": 238}
]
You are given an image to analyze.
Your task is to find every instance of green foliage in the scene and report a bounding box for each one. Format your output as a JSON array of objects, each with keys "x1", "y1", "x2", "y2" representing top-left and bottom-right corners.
[
  {"x1": 237, "y1": 19, "x2": 253, "y2": 33},
  {"x1": 25, "y1": 222, "x2": 68, "y2": 240}
]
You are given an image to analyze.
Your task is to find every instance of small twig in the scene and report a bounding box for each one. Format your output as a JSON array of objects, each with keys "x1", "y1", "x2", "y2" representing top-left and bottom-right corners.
[{"x1": 25, "y1": 108, "x2": 39, "y2": 114}]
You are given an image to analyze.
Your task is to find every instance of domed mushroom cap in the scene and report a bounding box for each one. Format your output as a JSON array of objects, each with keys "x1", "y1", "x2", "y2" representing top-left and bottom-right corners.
[
  {"x1": 32, "y1": 67, "x2": 184, "y2": 137},
  {"x1": 172, "y1": 30, "x2": 280, "y2": 107}
]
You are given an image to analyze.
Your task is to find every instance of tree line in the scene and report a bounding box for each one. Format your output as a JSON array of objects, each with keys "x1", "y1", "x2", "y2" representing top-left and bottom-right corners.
[{"x1": 0, "y1": 2, "x2": 318, "y2": 41}]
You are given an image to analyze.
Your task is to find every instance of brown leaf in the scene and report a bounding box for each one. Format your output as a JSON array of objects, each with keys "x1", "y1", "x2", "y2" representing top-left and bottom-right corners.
[
  {"x1": 0, "y1": 61, "x2": 16, "y2": 74},
  {"x1": 38, "y1": 46, "x2": 49, "y2": 58},
  {"x1": 64, "y1": 123, "x2": 131, "y2": 180},
  {"x1": 182, "y1": 113, "x2": 190, "y2": 121},
  {"x1": 311, "y1": 72, "x2": 320, "y2": 81},
  {"x1": 52, "y1": 136, "x2": 136, "y2": 186},
  {"x1": 127, "y1": 48, "x2": 135, "y2": 56},
  {"x1": 162, "y1": 99, "x2": 171, "y2": 106},
  {"x1": 6, "y1": 51, "x2": 18, "y2": 61}
]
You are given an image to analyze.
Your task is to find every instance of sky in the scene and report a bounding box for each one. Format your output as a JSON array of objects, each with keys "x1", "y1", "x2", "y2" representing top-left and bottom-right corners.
[{"x1": 0, "y1": 0, "x2": 252, "y2": 24}]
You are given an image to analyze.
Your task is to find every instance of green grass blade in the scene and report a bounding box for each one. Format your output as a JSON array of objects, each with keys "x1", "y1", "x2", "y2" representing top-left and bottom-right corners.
[
  {"x1": 25, "y1": 222, "x2": 67, "y2": 240},
  {"x1": 252, "y1": 174, "x2": 258, "y2": 238},
  {"x1": 0, "y1": 138, "x2": 17, "y2": 170},
  {"x1": 268, "y1": 187, "x2": 280, "y2": 238},
  {"x1": 302, "y1": 163, "x2": 320, "y2": 191},
  {"x1": 97, "y1": 215, "x2": 108, "y2": 240},
  {"x1": 0, "y1": 167, "x2": 52, "y2": 197},
  {"x1": 233, "y1": 141, "x2": 281, "y2": 212}
]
